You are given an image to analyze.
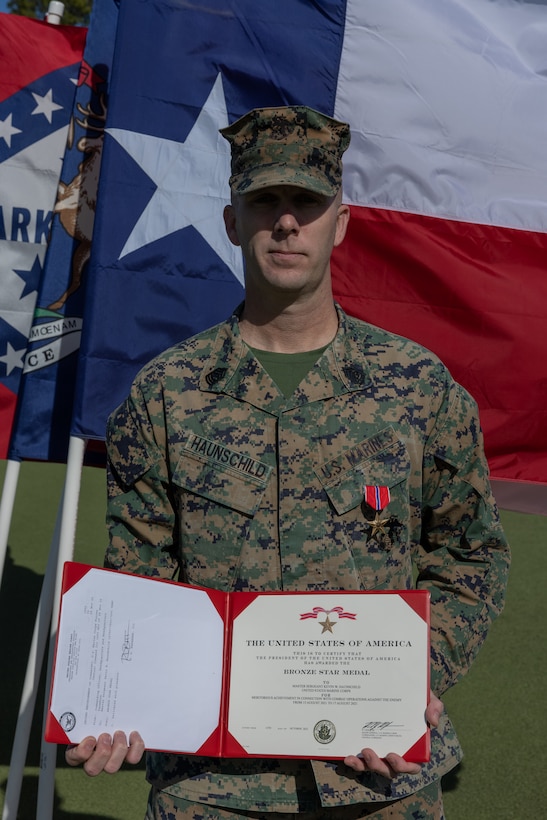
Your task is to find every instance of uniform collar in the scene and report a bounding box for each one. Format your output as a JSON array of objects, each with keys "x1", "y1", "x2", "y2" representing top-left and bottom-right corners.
[{"x1": 199, "y1": 303, "x2": 372, "y2": 411}]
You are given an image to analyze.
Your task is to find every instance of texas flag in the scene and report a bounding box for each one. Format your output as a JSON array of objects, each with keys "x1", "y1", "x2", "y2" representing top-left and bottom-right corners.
[
  {"x1": 0, "y1": 13, "x2": 86, "y2": 458},
  {"x1": 71, "y1": 0, "x2": 547, "y2": 512}
]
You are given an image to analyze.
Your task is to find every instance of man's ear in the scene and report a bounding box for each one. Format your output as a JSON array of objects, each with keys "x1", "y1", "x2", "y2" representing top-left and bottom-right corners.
[
  {"x1": 223, "y1": 204, "x2": 241, "y2": 247},
  {"x1": 334, "y1": 203, "x2": 350, "y2": 248}
]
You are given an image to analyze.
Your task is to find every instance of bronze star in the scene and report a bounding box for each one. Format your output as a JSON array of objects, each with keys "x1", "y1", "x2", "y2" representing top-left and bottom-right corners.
[
  {"x1": 369, "y1": 512, "x2": 390, "y2": 537},
  {"x1": 319, "y1": 615, "x2": 335, "y2": 633}
]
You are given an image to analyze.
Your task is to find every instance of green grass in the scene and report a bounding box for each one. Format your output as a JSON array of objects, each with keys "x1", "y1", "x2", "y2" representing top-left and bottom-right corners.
[
  {"x1": 0, "y1": 460, "x2": 545, "y2": 819},
  {"x1": 441, "y1": 507, "x2": 547, "y2": 819},
  {"x1": 0, "y1": 461, "x2": 149, "y2": 818}
]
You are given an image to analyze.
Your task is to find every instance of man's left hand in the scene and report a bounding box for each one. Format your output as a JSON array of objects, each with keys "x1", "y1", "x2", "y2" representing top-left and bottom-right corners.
[{"x1": 343, "y1": 692, "x2": 443, "y2": 779}]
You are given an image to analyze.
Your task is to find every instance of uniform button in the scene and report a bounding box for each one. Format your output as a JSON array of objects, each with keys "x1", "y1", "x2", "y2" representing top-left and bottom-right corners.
[{"x1": 205, "y1": 367, "x2": 227, "y2": 386}]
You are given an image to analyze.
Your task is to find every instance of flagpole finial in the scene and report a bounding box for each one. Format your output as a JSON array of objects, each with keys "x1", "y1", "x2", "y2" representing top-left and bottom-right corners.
[{"x1": 46, "y1": 1, "x2": 65, "y2": 24}]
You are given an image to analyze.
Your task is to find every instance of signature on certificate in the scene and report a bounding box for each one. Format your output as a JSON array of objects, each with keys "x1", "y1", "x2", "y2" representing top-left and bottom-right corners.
[{"x1": 121, "y1": 621, "x2": 134, "y2": 662}]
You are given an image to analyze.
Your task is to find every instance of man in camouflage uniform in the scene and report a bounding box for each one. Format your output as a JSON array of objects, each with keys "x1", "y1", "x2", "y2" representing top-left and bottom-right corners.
[{"x1": 66, "y1": 106, "x2": 510, "y2": 819}]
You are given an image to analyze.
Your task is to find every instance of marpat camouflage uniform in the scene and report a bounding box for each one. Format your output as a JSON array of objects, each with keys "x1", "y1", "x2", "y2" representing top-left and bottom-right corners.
[
  {"x1": 105, "y1": 304, "x2": 510, "y2": 811},
  {"x1": 220, "y1": 106, "x2": 350, "y2": 196}
]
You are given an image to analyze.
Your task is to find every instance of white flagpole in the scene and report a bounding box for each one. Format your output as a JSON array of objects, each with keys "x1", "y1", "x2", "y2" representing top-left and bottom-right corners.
[
  {"x1": 36, "y1": 435, "x2": 88, "y2": 820},
  {"x1": 2, "y1": 437, "x2": 87, "y2": 820},
  {"x1": 0, "y1": 459, "x2": 21, "y2": 586},
  {"x1": 1, "y1": 490, "x2": 65, "y2": 820},
  {"x1": 45, "y1": 1, "x2": 65, "y2": 24}
]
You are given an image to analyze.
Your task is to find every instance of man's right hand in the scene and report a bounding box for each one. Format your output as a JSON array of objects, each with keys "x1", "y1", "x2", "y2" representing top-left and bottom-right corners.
[{"x1": 65, "y1": 730, "x2": 145, "y2": 776}]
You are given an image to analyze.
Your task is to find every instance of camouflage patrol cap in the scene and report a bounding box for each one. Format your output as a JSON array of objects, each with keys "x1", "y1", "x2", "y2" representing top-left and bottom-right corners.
[{"x1": 220, "y1": 105, "x2": 350, "y2": 196}]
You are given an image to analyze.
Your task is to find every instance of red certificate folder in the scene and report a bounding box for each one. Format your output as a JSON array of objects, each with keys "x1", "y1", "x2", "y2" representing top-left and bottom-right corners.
[{"x1": 46, "y1": 562, "x2": 430, "y2": 761}]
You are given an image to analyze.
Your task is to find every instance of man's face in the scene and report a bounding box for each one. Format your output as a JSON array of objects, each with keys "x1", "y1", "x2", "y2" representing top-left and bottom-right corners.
[{"x1": 223, "y1": 185, "x2": 350, "y2": 299}]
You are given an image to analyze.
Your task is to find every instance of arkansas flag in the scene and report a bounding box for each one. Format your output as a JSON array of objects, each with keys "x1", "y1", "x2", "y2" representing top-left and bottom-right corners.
[
  {"x1": 7, "y1": 0, "x2": 118, "y2": 465},
  {"x1": 72, "y1": 0, "x2": 547, "y2": 513},
  {"x1": 0, "y1": 13, "x2": 86, "y2": 458}
]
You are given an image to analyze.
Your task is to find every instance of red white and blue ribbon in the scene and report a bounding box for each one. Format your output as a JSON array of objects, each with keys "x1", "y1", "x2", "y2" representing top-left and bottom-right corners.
[{"x1": 363, "y1": 485, "x2": 391, "y2": 511}]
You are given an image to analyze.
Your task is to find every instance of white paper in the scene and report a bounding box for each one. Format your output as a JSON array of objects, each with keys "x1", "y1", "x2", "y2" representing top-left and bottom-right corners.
[{"x1": 49, "y1": 569, "x2": 224, "y2": 752}]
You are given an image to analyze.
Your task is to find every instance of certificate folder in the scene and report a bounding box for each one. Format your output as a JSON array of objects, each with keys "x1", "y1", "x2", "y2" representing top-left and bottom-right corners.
[{"x1": 46, "y1": 562, "x2": 430, "y2": 761}]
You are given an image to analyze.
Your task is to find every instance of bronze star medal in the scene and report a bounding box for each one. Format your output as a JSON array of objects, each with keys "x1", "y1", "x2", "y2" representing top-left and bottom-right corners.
[
  {"x1": 319, "y1": 615, "x2": 336, "y2": 633},
  {"x1": 369, "y1": 511, "x2": 390, "y2": 537},
  {"x1": 363, "y1": 485, "x2": 391, "y2": 539}
]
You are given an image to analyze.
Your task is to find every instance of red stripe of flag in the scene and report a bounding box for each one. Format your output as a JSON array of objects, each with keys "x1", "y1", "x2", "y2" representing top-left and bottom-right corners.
[
  {"x1": 0, "y1": 13, "x2": 87, "y2": 102},
  {"x1": 333, "y1": 207, "x2": 547, "y2": 487}
]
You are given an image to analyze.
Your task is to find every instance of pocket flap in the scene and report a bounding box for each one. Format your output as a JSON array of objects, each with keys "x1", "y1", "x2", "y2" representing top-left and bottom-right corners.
[{"x1": 316, "y1": 430, "x2": 409, "y2": 515}]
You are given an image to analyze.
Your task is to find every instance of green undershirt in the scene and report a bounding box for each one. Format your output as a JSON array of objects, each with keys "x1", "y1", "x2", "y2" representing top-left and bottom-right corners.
[{"x1": 249, "y1": 345, "x2": 328, "y2": 398}]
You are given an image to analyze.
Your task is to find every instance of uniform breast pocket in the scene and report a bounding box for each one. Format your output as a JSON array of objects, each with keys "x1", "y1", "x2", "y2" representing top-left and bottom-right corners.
[
  {"x1": 172, "y1": 438, "x2": 272, "y2": 586},
  {"x1": 316, "y1": 433, "x2": 412, "y2": 590}
]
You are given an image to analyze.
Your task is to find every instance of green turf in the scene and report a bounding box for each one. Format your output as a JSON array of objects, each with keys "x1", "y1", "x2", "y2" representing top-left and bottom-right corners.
[{"x1": 0, "y1": 460, "x2": 545, "y2": 818}]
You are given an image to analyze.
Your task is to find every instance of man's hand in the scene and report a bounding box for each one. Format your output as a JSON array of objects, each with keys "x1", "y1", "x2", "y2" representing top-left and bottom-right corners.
[
  {"x1": 343, "y1": 693, "x2": 443, "y2": 779},
  {"x1": 65, "y1": 730, "x2": 145, "y2": 776}
]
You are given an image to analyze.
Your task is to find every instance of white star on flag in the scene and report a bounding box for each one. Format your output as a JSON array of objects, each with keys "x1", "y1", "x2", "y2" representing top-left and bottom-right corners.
[
  {"x1": 0, "y1": 113, "x2": 22, "y2": 147},
  {"x1": 0, "y1": 341, "x2": 26, "y2": 376},
  {"x1": 31, "y1": 88, "x2": 63, "y2": 123},
  {"x1": 107, "y1": 73, "x2": 244, "y2": 285}
]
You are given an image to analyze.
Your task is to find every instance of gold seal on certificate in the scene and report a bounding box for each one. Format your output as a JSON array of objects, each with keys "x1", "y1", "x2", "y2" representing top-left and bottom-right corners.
[{"x1": 47, "y1": 564, "x2": 430, "y2": 762}]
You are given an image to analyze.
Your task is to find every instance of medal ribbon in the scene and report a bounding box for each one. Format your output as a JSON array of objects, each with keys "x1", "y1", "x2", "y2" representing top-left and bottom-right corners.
[{"x1": 364, "y1": 485, "x2": 391, "y2": 511}]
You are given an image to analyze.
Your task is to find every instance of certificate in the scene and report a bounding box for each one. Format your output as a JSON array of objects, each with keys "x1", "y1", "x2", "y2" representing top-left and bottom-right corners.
[{"x1": 46, "y1": 563, "x2": 430, "y2": 761}]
